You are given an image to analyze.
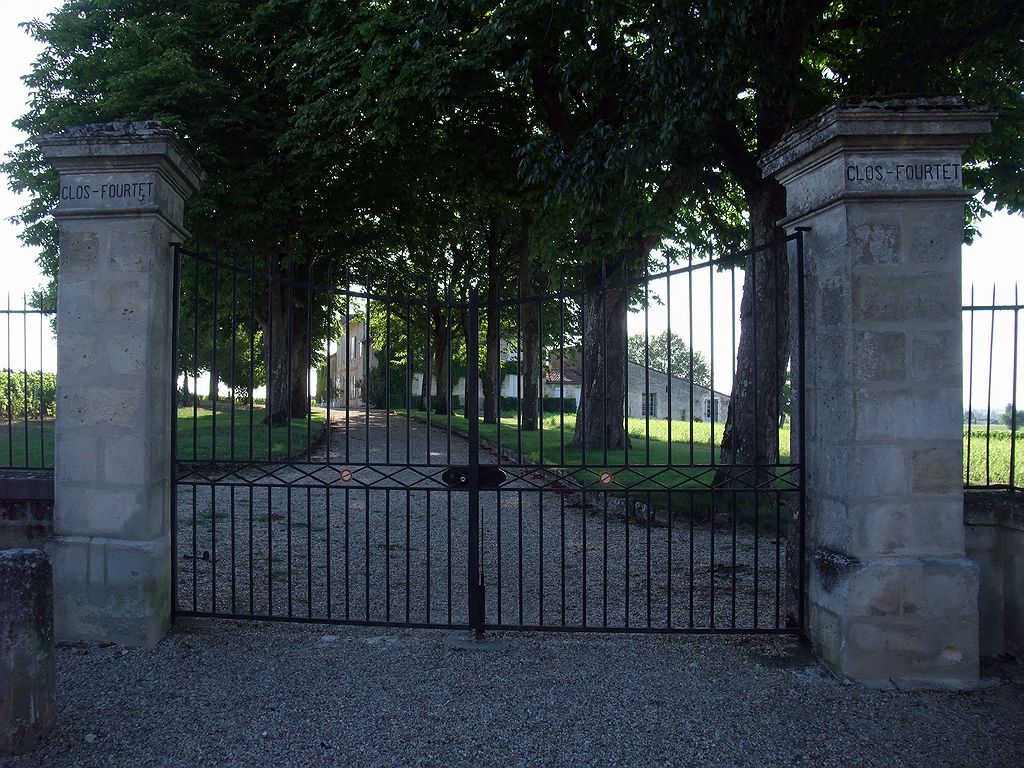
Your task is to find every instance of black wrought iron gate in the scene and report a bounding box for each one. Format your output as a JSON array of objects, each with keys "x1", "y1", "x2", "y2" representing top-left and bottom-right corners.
[{"x1": 171, "y1": 234, "x2": 805, "y2": 634}]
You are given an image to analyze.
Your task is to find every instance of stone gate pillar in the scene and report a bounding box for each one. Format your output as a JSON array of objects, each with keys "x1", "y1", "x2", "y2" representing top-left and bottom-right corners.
[
  {"x1": 39, "y1": 123, "x2": 203, "y2": 646},
  {"x1": 761, "y1": 98, "x2": 995, "y2": 687}
]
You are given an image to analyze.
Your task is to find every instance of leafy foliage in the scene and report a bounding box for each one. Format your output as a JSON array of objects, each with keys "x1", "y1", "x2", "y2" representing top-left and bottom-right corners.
[
  {"x1": 4, "y1": 1, "x2": 1022, "y2": 446},
  {"x1": 627, "y1": 332, "x2": 711, "y2": 388},
  {"x1": 0, "y1": 370, "x2": 56, "y2": 420},
  {"x1": 1002, "y1": 404, "x2": 1024, "y2": 429}
]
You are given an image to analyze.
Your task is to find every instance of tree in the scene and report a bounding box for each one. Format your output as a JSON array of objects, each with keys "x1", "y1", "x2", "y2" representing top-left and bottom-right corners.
[
  {"x1": 681, "y1": 0, "x2": 1024, "y2": 479},
  {"x1": 480, "y1": 215, "x2": 518, "y2": 425},
  {"x1": 11, "y1": 1, "x2": 1022, "y2": 445},
  {"x1": 455, "y1": 0, "x2": 1024, "y2": 463},
  {"x1": 4, "y1": 0, "x2": 377, "y2": 424},
  {"x1": 627, "y1": 332, "x2": 711, "y2": 389},
  {"x1": 1002, "y1": 405, "x2": 1024, "y2": 429},
  {"x1": 468, "y1": 2, "x2": 738, "y2": 450},
  {"x1": 287, "y1": 0, "x2": 541, "y2": 423}
]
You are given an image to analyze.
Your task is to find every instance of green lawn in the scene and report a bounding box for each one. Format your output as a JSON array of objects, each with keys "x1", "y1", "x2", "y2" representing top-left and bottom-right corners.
[
  {"x1": 175, "y1": 406, "x2": 327, "y2": 462},
  {"x1": 0, "y1": 420, "x2": 54, "y2": 468},
  {"x1": 414, "y1": 410, "x2": 1024, "y2": 492},
  {"x1": 964, "y1": 427, "x2": 1024, "y2": 488},
  {"x1": 0, "y1": 406, "x2": 326, "y2": 468},
  {"x1": 6, "y1": 405, "x2": 1019, "y2": 491},
  {"x1": 413, "y1": 409, "x2": 793, "y2": 490},
  {"x1": 412, "y1": 409, "x2": 798, "y2": 529}
]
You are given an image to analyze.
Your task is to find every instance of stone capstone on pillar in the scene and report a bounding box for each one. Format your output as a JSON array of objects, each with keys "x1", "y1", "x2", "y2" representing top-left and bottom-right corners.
[
  {"x1": 761, "y1": 97, "x2": 995, "y2": 688},
  {"x1": 39, "y1": 122, "x2": 204, "y2": 647}
]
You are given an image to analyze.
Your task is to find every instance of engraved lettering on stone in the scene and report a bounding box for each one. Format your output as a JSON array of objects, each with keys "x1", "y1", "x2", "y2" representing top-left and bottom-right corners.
[
  {"x1": 59, "y1": 181, "x2": 154, "y2": 202},
  {"x1": 845, "y1": 162, "x2": 961, "y2": 184}
]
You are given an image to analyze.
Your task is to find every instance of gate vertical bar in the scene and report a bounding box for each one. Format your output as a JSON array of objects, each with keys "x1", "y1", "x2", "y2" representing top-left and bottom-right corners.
[
  {"x1": 170, "y1": 244, "x2": 182, "y2": 622},
  {"x1": 1009, "y1": 288, "x2": 1019, "y2": 491},
  {"x1": 796, "y1": 228, "x2": 808, "y2": 633},
  {"x1": 466, "y1": 286, "x2": 484, "y2": 636}
]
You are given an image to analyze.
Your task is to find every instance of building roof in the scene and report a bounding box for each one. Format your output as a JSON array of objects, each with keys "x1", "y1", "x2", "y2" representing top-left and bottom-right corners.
[
  {"x1": 546, "y1": 366, "x2": 581, "y2": 385},
  {"x1": 625, "y1": 360, "x2": 731, "y2": 400},
  {"x1": 543, "y1": 349, "x2": 730, "y2": 400}
]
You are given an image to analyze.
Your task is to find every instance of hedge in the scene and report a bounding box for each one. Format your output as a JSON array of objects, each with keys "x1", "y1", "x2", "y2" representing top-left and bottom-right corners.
[{"x1": 499, "y1": 396, "x2": 577, "y2": 414}]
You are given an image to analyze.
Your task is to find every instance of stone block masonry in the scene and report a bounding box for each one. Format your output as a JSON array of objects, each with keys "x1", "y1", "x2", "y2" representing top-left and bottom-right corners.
[
  {"x1": 0, "y1": 549, "x2": 56, "y2": 755},
  {"x1": 761, "y1": 97, "x2": 995, "y2": 687},
  {"x1": 39, "y1": 122, "x2": 204, "y2": 646},
  {"x1": 964, "y1": 492, "x2": 1024, "y2": 657},
  {"x1": 0, "y1": 471, "x2": 53, "y2": 549}
]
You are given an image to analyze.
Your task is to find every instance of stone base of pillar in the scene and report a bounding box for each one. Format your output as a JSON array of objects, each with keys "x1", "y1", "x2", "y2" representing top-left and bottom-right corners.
[
  {"x1": 0, "y1": 549, "x2": 57, "y2": 756},
  {"x1": 50, "y1": 534, "x2": 171, "y2": 647},
  {"x1": 809, "y1": 552, "x2": 980, "y2": 688}
]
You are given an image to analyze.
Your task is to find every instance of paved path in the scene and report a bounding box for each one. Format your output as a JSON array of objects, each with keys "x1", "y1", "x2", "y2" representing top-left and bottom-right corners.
[{"x1": 6, "y1": 621, "x2": 1022, "y2": 767}]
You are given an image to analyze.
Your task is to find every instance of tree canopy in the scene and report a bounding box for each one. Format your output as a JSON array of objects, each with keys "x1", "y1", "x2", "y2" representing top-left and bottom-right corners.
[{"x1": 4, "y1": 0, "x2": 1022, "y2": 432}]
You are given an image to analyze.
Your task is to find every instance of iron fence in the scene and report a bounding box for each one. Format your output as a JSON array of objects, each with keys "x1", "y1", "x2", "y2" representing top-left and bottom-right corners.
[
  {"x1": 0, "y1": 297, "x2": 56, "y2": 470},
  {"x1": 964, "y1": 287, "x2": 1022, "y2": 491},
  {"x1": 172, "y1": 234, "x2": 805, "y2": 635}
]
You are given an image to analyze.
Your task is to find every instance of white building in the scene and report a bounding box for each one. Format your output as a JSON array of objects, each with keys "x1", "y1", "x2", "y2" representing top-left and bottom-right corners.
[
  {"x1": 327, "y1": 316, "x2": 375, "y2": 405},
  {"x1": 623, "y1": 362, "x2": 730, "y2": 422},
  {"x1": 327, "y1": 330, "x2": 728, "y2": 421}
]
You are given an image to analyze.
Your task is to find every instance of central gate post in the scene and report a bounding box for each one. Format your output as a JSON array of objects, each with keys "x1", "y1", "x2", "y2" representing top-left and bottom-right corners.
[
  {"x1": 761, "y1": 98, "x2": 994, "y2": 687},
  {"x1": 466, "y1": 285, "x2": 485, "y2": 637},
  {"x1": 39, "y1": 122, "x2": 203, "y2": 647}
]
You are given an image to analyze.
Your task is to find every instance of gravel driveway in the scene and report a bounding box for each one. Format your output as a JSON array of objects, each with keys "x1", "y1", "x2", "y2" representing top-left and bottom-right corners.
[
  {"x1": 5, "y1": 622, "x2": 1022, "y2": 768},
  {"x1": 175, "y1": 410, "x2": 792, "y2": 631}
]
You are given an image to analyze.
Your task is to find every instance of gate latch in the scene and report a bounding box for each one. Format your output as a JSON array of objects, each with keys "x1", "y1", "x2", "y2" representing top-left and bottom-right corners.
[{"x1": 441, "y1": 465, "x2": 507, "y2": 490}]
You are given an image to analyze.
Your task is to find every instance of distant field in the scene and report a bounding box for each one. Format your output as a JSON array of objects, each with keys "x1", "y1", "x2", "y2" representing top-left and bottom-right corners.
[
  {"x1": 964, "y1": 427, "x2": 1023, "y2": 488},
  {"x1": 0, "y1": 406, "x2": 326, "y2": 468}
]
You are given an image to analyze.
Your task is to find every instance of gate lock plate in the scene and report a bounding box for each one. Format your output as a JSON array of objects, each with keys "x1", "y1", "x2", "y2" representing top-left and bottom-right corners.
[{"x1": 441, "y1": 465, "x2": 508, "y2": 490}]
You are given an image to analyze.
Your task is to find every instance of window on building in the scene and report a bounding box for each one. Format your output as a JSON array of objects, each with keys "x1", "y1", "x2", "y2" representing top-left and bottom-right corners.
[
  {"x1": 642, "y1": 391, "x2": 657, "y2": 417},
  {"x1": 704, "y1": 398, "x2": 718, "y2": 420}
]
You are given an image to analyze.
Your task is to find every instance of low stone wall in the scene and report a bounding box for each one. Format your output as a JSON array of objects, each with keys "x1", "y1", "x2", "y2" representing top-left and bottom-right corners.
[
  {"x1": 964, "y1": 491, "x2": 1024, "y2": 657},
  {"x1": 0, "y1": 548, "x2": 57, "y2": 755},
  {"x1": 0, "y1": 471, "x2": 54, "y2": 549}
]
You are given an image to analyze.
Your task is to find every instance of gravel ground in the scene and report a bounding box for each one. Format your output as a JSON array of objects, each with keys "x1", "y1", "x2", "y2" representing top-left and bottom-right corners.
[
  {"x1": 5, "y1": 621, "x2": 1022, "y2": 768},
  {"x1": 175, "y1": 410, "x2": 792, "y2": 631}
]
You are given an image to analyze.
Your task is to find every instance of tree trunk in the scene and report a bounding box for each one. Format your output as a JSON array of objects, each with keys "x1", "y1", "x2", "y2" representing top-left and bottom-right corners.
[
  {"x1": 482, "y1": 222, "x2": 501, "y2": 424},
  {"x1": 431, "y1": 307, "x2": 450, "y2": 416},
  {"x1": 259, "y1": 254, "x2": 311, "y2": 426},
  {"x1": 262, "y1": 314, "x2": 309, "y2": 426},
  {"x1": 421, "y1": 336, "x2": 430, "y2": 412},
  {"x1": 207, "y1": 364, "x2": 219, "y2": 402},
  {"x1": 717, "y1": 180, "x2": 789, "y2": 477},
  {"x1": 715, "y1": 180, "x2": 797, "y2": 624},
  {"x1": 573, "y1": 260, "x2": 629, "y2": 451},
  {"x1": 517, "y1": 216, "x2": 540, "y2": 432},
  {"x1": 462, "y1": 309, "x2": 473, "y2": 418}
]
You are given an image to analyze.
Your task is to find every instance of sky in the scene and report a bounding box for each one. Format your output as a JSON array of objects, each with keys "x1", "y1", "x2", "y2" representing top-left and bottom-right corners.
[{"x1": 0, "y1": 2, "x2": 1021, "y2": 413}]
